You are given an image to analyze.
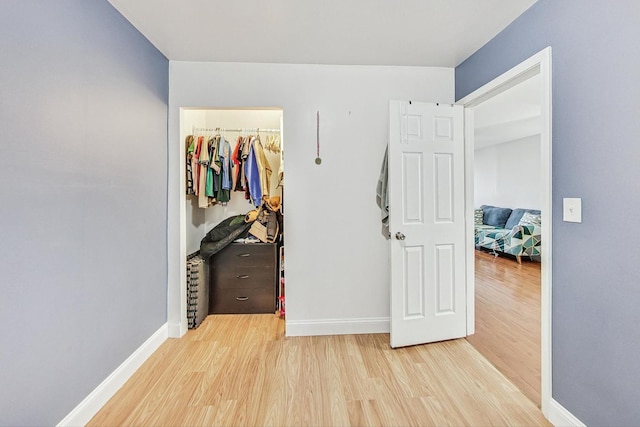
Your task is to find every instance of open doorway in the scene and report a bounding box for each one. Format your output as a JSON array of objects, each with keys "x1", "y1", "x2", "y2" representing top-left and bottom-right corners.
[
  {"x1": 180, "y1": 107, "x2": 285, "y2": 330},
  {"x1": 460, "y1": 47, "x2": 552, "y2": 414},
  {"x1": 466, "y1": 74, "x2": 543, "y2": 406}
]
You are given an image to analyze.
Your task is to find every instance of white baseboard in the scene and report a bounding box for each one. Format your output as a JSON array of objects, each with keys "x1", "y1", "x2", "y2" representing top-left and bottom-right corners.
[
  {"x1": 285, "y1": 317, "x2": 390, "y2": 337},
  {"x1": 168, "y1": 320, "x2": 187, "y2": 338},
  {"x1": 57, "y1": 323, "x2": 168, "y2": 427},
  {"x1": 546, "y1": 398, "x2": 585, "y2": 427}
]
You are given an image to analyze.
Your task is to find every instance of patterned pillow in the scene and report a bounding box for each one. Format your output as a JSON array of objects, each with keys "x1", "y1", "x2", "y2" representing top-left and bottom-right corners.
[
  {"x1": 474, "y1": 209, "x2": 483, "y2": 225},
  {"x1": 519, "y1": 212, "x2": 541, "y2": 226}
]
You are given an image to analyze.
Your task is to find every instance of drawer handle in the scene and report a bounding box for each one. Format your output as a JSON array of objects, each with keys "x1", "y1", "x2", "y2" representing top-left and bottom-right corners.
[
  {"x1": 236, "y1": 274, "x2": 250, "y2": 279},
  {"x1": 236, "y1": 296, "x2": 249, "y2": 301},
  {"x1": 238, "y1": 253, "x2": 251, "y2": 257}
]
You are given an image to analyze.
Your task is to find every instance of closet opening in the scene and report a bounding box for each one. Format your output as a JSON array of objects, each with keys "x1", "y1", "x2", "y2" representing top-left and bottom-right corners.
[{"x1": 181, "y1": 107, "x2": 285, "y2": 331}]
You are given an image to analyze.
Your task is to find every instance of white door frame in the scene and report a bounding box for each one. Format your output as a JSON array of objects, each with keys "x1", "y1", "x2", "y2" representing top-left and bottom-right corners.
[
  {"x1": 457, "y1": 46, "x2": 552, "y2": 417},
  {"x1": 168, "y1": 107, "x2": 285, "y2": 338}
]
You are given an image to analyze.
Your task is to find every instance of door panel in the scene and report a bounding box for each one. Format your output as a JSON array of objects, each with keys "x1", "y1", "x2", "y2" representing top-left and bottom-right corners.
[
  {"x1": 389, "y1": 101, "x2": 467, "y2": 348},
  {"x1": 402, "y1": 152, "x2": 423, "y2": 223},
  {"x1": 435, "y1": 244, "x2": 455, "y2": 313},
  {"x1": 434, "y1": 153, "x2": 454, "y2": 221},
  {"x1": 403, "y1": 246, "x2": 424, "y2": 318}
]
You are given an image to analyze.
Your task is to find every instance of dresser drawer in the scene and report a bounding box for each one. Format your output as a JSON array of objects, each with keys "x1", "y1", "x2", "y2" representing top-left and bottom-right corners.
[
  {"x1": 213, "y1": 266, "x2": 275, "y2": 290},
  {"x1": 210, "y1": 287, "x2": 275, "y2": 314},
  {"x1": 212, "y1": 243, "x2": 275, "y2": 268}
]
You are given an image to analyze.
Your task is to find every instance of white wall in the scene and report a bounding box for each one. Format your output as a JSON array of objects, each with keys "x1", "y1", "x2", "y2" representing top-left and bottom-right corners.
[
  {"x1": 168, "y1": 62, "x2": 454, "y2": 336},
  {"x1": 182, "y1": 109, "x2": 283, "y2": 254},
  {"x1": 474, "y1": 135, "x2": 541, "y2": 209}
]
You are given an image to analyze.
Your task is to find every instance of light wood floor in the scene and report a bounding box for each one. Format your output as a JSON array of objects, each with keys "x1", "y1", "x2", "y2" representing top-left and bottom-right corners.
[
  {"x1": 467, "y1": 250, "x2": 542, "y2": 406},
  {"x1": 89, "y1": 314, "x2": 548, "y2": 426}
]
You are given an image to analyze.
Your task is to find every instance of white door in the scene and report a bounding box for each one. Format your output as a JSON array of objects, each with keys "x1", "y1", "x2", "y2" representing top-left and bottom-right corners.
[{"x1": 389, "y1": 101, "x2": 467, "y2": 348}]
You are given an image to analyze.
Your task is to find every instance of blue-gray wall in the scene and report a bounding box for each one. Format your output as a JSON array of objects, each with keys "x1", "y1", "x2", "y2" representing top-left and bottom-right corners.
[
  {"x1": 0, "y1": 1, "x2": 169, "y2": 425},
  {"x1": 456, "y1": 1, "x2": 640, "y2": 425}
]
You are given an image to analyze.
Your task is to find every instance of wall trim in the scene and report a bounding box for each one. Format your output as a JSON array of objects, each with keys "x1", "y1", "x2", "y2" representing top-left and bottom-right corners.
[
  {"x1": 57, "y1": 323, "x2": 168, "y2": 427},
  {"x1": 286, "y1": 317, "x2": 390, "y2": 337},
  {"x1": 547, "y1": 398, "x2": 585, "y2": 427},
  {"x1": 458, "y1": 46, "x2": 553, "y2": 419}
]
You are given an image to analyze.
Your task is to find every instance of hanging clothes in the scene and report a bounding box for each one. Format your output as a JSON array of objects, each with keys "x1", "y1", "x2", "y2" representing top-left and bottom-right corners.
[
  {"x1": 244, "y1": 137, "x2": 262, "y2": 207},
  {"x1": 220, "y1": 137, "x2": 232, "y2": 191},
  {"x1": 252, "y1": 136, "x2": 272, "y2": 200},
  {"x1": 216, "y1": 136, "x2": 232, "y2": 204},
  {"x1": 277, "y1": 135, "x2": 284, "y2": 189},
  {"x1": 231, "y1": 136, "x2": 243, "y2": 191},
  {"x1": 198, "y1": 137, "x2": 211, "y2": 208},
  {"x1": 185, "y1": 129, "x2": 281, "y2": 208},
  {"x1": 186, "y1": 135, "x2": 195, "y2": 195},
  {"x1": 238, "y1": 136, "x2": 250, "y2": 191},
  {"x1": 192, "y1": 136, "x2": 203, "y2": 196},
  {"x1": 241, "y1": 136, "x2": 253, "y2": 202},
  {"x1": 206, "y1": 136, "x2": 219, "y2": 203}
]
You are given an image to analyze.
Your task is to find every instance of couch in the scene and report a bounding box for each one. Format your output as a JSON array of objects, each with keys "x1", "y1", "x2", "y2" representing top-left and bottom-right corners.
[{"x1": 474, "y1": 205, "x2": 541, "y2": 264}]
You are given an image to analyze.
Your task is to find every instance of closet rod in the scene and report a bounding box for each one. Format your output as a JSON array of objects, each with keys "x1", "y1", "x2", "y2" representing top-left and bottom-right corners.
[{"x1": 192, "y1": 127, "x2": 280, "y2": 134}]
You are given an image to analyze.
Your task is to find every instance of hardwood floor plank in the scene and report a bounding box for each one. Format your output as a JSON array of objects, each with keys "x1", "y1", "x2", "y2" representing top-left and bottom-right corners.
[
  {"x1": 467, "y1": 250, "x2": 542, "y2": 406},
  {"x1": 89, "y1": 313, "x2": 549, "y2": 427}
]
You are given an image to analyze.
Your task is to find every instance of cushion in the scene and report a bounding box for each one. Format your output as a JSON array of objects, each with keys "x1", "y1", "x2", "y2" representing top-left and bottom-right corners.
[
  {"x1": 519, "y1": 212, "x2": 542, "y2": 226},
  {"x1": 474, "y1": 209, "x2": 483, "y2": 225},
  {"x1": 481, "y1": 205, "x2": 512, "y2": 228},
  {"x1": 505, "y1": 208, "x2": 542, "y2": 229}
]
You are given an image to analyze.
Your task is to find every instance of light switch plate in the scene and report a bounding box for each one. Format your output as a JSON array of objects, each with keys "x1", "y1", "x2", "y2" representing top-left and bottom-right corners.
[{"x1": 563, "y1": 198, "x2": 582, "y2": 223}]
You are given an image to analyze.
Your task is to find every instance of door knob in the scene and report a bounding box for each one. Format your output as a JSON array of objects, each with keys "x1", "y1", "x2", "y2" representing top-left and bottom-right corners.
[{"x1": 395, "y1": 232, "x2": 406, "y2": 241}]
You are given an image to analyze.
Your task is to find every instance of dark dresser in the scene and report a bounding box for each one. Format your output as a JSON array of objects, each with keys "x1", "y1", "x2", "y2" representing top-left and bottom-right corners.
[{"x1": 208, "y1": 242, "x2": 277, "y2": 314}]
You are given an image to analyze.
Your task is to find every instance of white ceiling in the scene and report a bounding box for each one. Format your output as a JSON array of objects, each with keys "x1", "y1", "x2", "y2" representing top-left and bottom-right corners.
[
  {"x1": 473, "y1": 73, "x2": 541, "y2": 149},
  {"x1": 108, "y1": 0, "x2": 540, "y2": 146},
  {"x1": 107, "y1": 0, "x2": 536, "y2": 67}
]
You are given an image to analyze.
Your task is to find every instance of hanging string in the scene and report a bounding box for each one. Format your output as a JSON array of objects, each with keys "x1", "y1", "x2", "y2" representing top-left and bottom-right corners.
[{"x1": 315, "y1": 111, "x2": 321, "y2": 165}]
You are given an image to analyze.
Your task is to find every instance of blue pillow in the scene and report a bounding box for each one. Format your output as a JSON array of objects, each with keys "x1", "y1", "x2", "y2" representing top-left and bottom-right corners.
[
  {"x1": 505, "y1": 208, "x2": 541, "y2": 229},
  {"x1": 481, "y1": 205, "x2": 512, "y2": 228}
]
